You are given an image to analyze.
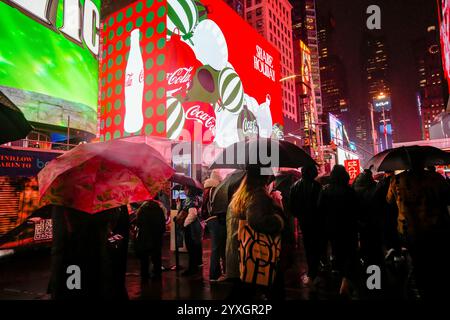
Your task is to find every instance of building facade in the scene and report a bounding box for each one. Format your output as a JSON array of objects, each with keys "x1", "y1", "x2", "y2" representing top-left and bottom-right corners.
[
  {"x1": 245, "y1": 0, "x2": 296, "y2": 122},
  {"x1": 224, "y1": 0, "x2": 245, "y2": 17},
  {"x1": 413, "y1": 25, "x2": 447, "y2": 140}
]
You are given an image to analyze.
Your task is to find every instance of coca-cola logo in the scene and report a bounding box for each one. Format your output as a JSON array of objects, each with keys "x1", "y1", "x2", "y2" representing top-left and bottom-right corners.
[
  {"x1": 167, "y1": 67, "x2": 194, "y2": 85},
  {"x1": 243, "y1": 119, "x2": 258, "y2": 135},
  {"x1": 185, "y1": 105, "x2": 216, "y2": 133},
  {"x1": 125, "y1": 70, "x2": 144, "y2": 87}
]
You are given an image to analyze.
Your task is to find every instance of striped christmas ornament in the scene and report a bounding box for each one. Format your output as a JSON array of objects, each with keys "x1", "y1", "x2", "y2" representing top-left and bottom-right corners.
[
  {"x1": 166, "y1": 95, "x2": 186, "y2": 139},
  {"x1": 167, "y1": 0, "x2": 199, "y2": 42},
  {"x1": 219, "y1": 67, "x2": 244, "y2": 114},
  {"x1": 195, "y1": 0, "x2": 208, "y2": 22}
]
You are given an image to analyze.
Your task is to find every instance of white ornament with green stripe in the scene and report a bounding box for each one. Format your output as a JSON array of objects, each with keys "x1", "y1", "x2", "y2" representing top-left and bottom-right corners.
[
  {"x1": 166, "y1": 95, "x2": 186, "y2": 140},
  {"x1": 167, "y1": 0, "x2": 199, "y2": 42},
  {"x1": 218, "y1": 67, "x2": 244, "y2": 114}
]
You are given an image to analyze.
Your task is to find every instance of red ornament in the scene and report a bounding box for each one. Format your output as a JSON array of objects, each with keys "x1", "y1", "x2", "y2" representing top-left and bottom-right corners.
[{"x1": 166, "y1": 33, "x2": 203, "y2": 100}]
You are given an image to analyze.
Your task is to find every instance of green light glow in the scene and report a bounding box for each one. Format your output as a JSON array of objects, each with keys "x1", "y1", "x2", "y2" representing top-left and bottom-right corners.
[{"x1": 0, "y1": 0, "x2": 101, "y2": 112}]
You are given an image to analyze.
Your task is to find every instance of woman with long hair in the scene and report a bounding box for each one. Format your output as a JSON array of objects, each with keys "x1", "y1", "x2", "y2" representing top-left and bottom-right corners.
[{"x1": 228, "y1": 165, "x2": 284, "y2": 300}]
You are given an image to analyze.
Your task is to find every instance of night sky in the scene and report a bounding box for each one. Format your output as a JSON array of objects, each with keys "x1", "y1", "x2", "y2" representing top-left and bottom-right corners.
[{"x1": 316, "y1": 0, "x2": 441, "y2": 143}]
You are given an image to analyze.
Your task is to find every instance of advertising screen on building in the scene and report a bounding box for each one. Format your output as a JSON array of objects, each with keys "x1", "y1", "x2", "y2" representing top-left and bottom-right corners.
[
  {"x1": 336, "y1": 146, "x2": 359, "y2": 166},
  {"x1": 373, "y1": 96, "x2": 392, "y2": 112},
  {"x1": 98, "y1": 0, "x2": 283, "y2": 147},
  {"x1": 329, "y1": 113, "x2": 344, "y2": 147},
  {"x1": 0, "y1": 0, "x2": 101, "y2": 133},
  {"x1": 299, "y1": 40, "x2": 312, "y2": 95}
]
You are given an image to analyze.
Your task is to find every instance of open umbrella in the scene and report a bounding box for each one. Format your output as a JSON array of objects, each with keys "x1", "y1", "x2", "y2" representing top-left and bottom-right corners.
[
  {"x1": 209, "y1": 138, "x2": 316, "y2": 170},
  {"x1": 0, "y1": 90, "x2": 33, "y2": 144},
  {"x1": 170, "y1": 173, "x2": 203, "y2": 191},
  {"x1": 365, "y1": 145, "x2": 450, "y2": 172},
  {"x1": 38, "y1": 140, "x2": 175, "y2": 214}
]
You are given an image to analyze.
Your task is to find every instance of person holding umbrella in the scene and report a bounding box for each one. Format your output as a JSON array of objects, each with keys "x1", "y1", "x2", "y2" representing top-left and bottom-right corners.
[
  {"x1": 134, "y1": 197, "x2": 166, "y2": 282},
  {"x1": 386, "y1": 158, "x2": 450, "y2": 299}
]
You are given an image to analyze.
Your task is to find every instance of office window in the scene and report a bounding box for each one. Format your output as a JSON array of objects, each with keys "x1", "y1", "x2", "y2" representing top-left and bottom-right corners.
[
  {"x1": 246, "y1": 12, "x2": 252, "y2": 20},
  {"x1": 256, "y1": 7, "x2": 262, "y2": 16},
  {"x1": 246, "y1": 0, "x2": 252, "y2": 7}
]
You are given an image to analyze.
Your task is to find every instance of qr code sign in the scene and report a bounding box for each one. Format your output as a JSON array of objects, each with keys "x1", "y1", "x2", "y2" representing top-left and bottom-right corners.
[{"x1": 34, "y1": 219, "x2": 53, "y2": 241}]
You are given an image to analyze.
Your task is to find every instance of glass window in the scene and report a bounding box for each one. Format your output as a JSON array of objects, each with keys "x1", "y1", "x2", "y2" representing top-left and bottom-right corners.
[{"x1": 256, "y1": 7, "x2": 262, "y2": 16}]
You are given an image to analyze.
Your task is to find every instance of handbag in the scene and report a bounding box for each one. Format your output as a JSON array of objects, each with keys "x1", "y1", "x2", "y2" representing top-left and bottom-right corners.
[{"x1": 237, "y1": 219, "x2": 282, "y2": 287}]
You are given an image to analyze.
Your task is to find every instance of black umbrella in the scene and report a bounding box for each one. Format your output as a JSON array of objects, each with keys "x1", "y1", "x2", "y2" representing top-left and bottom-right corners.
[
  {"x1": 170, "y1": 173, "x2": 203, "y2": 191},
  {"x1": 365, "y1": 145, "x2": 450, "y2": 172},
  {"x1": 209, "y1": 138, "x2": 316, "y2": 170},
  {"x1": 0, "y1": 90, "x2": 33, "y2": 144},
  {"x1": 210, "y1": 170, "x2": 246, "y2": 215}
]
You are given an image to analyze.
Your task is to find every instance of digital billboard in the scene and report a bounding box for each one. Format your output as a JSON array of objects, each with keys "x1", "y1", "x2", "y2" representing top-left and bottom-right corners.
[
  {"x1": 299, "y1": 40, "x2": 312, "y2": 96},
  {"x1": 329, "y1": 113, "x2": 344, "y2": 147},
  {"x1": 373, "y1": 96, "x2": 392, "y2": 112},
  {"x1": 0, "y1": 0, "x2": 101, "y2": 133},
  {"x1": 98, "y1": 0, "x2": 283, "y2": 147},
  {"x1": 441, "y1": 0, "x2": 450, "y2": 89}
]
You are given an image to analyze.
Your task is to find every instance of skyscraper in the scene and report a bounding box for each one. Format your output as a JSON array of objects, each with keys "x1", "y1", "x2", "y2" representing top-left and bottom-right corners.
[
  {"x1": 413, "y1": 25, "x2": 447, "y2": 140},
  {"x1": 245, "y1": 0, "x2": 296, "y2": 124},
  {"x1": 362, "y1": 33, "x2": 393, "y2": 152},
  {"x1": 317, "y1": 15, "x2": 348, "y2": 121}
]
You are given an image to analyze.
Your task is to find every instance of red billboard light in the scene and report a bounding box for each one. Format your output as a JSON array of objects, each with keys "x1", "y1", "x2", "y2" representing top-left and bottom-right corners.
[{"x1": 98, "y1": 0, "x2": 283, "y2": 146}]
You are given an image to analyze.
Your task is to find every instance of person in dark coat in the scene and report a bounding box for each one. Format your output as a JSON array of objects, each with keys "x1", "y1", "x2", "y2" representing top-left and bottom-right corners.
[
  {"x1": 289, "y1": 164, "x2": 323, "y2": 284},
  {"x1": 48, "y1": 205, "x2": 112, "y2": 300},
  {"x1": 352, "y1": 169, "x2": 384, "y2": 267},
  {"x1": 317, "y1": 165, "x2": 359, "y2": 297},
  {"x1": 134, "y1": 200, "x2": 166, "y2": 281},
  {"x1": 107, "y1": 205, "x2": 130, "y2": 299}
]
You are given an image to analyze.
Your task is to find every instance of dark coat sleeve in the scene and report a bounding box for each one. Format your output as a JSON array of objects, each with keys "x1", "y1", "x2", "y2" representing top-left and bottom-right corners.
[{"x1": 246, "y1": 192, "x2": 284, "y2": 236}]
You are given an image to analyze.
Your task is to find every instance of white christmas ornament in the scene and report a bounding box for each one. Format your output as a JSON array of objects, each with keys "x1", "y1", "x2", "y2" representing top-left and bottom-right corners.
[
  {"x1": 166, "y1": 96, "x2": 186, "y2": 140},
  {"x1": 214, "y1": 108, "x2": 240, "y2": 148},
  {"x1": 256, "y1": 94, "x2": 273, "y2": 138},
  {"x1": 218, "y1": 67, "x2": 244, "y2": 114},
  {"x1": 189, "y1": 19, "x2": 228, "y2": 71},
  {"x1": 244, "y1": 94, "x2": 259, "y2": 115},
  {"x1": 167, "y1": 0, "x2": 198, "y2": 40}
]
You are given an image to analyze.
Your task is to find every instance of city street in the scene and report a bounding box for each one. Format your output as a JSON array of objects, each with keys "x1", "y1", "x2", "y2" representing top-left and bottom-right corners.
[{"x1": 0, "y1": 235, "x2": 312, "y2": 300}]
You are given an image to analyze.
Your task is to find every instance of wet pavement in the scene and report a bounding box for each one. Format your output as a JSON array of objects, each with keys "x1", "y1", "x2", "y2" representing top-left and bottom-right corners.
[{"x1": 0, "y1": 233, "x2": 377, "y2": 300}]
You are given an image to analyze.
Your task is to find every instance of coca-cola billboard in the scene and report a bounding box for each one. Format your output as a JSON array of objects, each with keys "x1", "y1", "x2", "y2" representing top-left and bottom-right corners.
[
  {"x1": 98, "y1": 0, "x2": 283, "y2": 146},
  {"x1": 441, "y1": 0, "x2": 450, "y2": 93}
]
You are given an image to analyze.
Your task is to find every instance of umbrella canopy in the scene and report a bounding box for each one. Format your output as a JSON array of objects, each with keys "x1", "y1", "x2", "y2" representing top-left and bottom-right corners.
[
  {"x1": 0, "y1": 90, "x2": 33, "y2": 144},
  {"x1": 38, "y1": 140, "x2": 175, "y2": 214},
  {"x1": 210, "y1": 170, "x2": 246, "y2": 215},
  {"x1": 209, "y1": 138, "x2": 316, "y2": 170},
  {"x1": 365, "y1": 145, "x2": 450, "y2": 172},
  {"x1": 170, "y1": 173, "x2": 203, "y2": 191},
  {"x1": 274, "y1": 170, "x2": 301, "y2": 191}
]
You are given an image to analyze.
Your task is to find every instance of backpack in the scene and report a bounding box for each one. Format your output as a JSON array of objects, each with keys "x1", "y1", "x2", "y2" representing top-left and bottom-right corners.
[{"x1": 238, "y1": 219, "x2": 282, "y2": 287}]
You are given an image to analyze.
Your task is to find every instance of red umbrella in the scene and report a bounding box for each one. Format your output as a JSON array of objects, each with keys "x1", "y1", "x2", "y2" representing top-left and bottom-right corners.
[
  {"x1": 38, "y1": 140, "x2": 175, "y2": 214},
  {"x1": 170, "y1": 173, "x2": 203, "y2": 191}
]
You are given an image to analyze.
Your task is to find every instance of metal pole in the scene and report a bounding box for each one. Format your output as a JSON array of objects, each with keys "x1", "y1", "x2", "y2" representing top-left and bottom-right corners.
[
  {"x1": 382, "y1": 106, "x2": 388, "y2": 149},
  {"x1": 369, "y1": 103, "x2": 378, "y2": 154},
  {"x1": 67, "y1": 115, "x2": 70, "y2": 150}
]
